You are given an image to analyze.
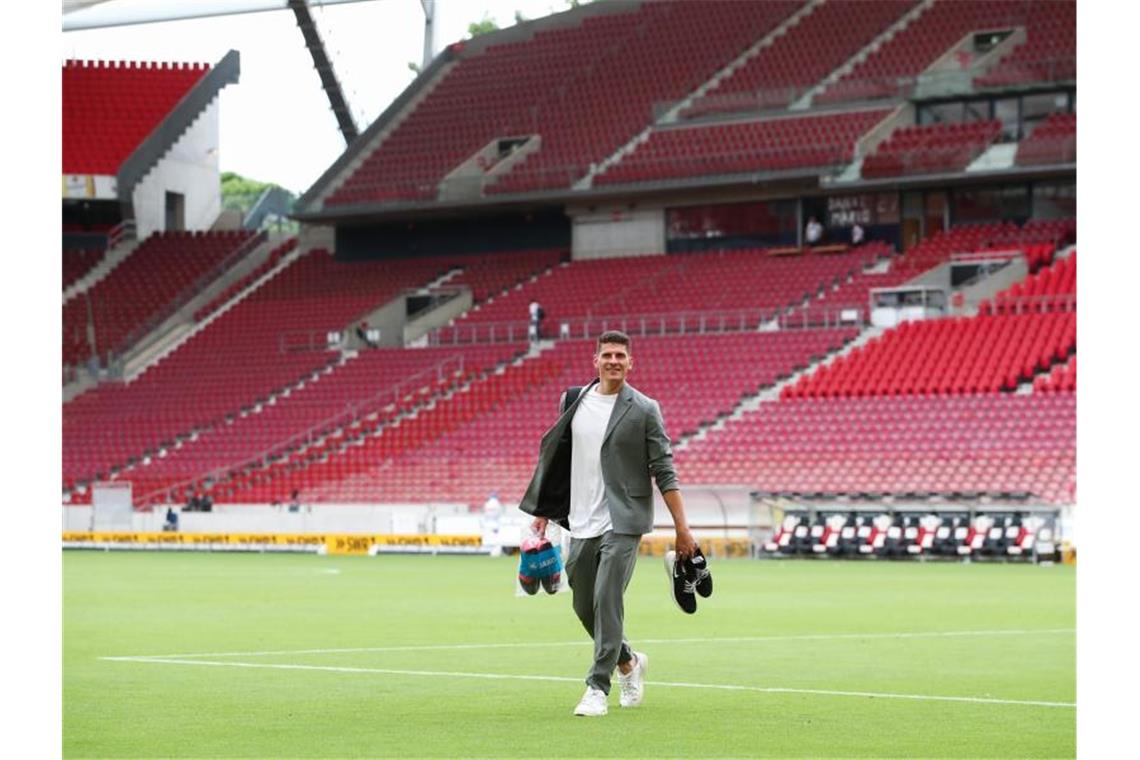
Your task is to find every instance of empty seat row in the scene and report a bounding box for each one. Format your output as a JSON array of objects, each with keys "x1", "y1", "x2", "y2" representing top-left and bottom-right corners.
[
  {"x1": 981, "y1": 250, "x2": 1075, "y2": 315},
  {"x1": 683, "y1": 393, "x2": 1074, "y2": 504},
  {"x1": 684, "y1": 1, "x2": 916, "y2": 116},
  {"x1": 63, "y1": 230, "x2": 257, "y2": 367},
  {"x1": 862, "y1": 120, "x2": 1002, "y2": 178},
  {"x1": 598, "y1": 110, "x2": 889, "y2": 186},
  {"x1": 326, "y1": 2, "x2": 802, "y2": 205},
  {"x1": 1016, "y1": 112, "x2": 1076, "y2": 166},
  {"x1": 782, "y1": 310, "x2": 1075, "y2": 398},
  {"x1": 817, "y1": 0, "x2": 1074, "y2": 104}
]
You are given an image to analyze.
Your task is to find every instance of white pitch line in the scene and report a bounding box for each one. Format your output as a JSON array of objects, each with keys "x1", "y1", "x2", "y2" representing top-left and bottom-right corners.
[
  {"x1": 99, "y1": 657, "x2": 1075, "y2": 710},
  {"x1": 103, "y1": 627, "x2": 1075, "y2": 661}
]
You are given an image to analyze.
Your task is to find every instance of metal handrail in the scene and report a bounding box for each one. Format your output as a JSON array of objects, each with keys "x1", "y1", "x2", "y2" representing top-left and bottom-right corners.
[
  {"x1": 430, "y1": 306, "x2": 867, "y2": 345},
  {"x1": 596, "y1": 145, "x2": 854, "y2": 183},
  {"x1": 134, "y1": 353, "x2": 466, "y2": 505},
  {"x1": 106, "y1": 219, "x2": 136, "y2": 249},
  {"x1": 104, "y1": 230, "x2": 268, "y2": 365},
  {"x1": 980, "y1": 293, "x2": 1076, "y2": 314},
  {"x1": 665, "y1": 54, "x2": 1076, "y2": 118}
]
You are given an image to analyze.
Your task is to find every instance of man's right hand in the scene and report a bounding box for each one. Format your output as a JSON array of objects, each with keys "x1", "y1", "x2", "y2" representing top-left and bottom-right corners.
[{"x1": 531, "y1": 517, "x2": 549, "y2": 537}]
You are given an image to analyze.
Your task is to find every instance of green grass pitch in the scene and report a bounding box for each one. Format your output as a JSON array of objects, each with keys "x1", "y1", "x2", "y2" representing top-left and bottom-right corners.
[{"x1": 64, "y1": 551, "x2": 1075, "y2": 758}]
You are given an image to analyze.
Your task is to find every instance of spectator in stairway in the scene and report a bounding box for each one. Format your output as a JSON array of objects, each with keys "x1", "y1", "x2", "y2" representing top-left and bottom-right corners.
[
  {"x1": 851, "y1": 222, "x2": 865, "y2": 246},
  {"x1": 529, "y1": 300, "x2": 545, "y2": 342},
  {"x1": 356, "y1": 321, "x2": 379, "y2": 348},
  {"x1": 805, "y1": 216, "x2": 823, "y2": 246}
]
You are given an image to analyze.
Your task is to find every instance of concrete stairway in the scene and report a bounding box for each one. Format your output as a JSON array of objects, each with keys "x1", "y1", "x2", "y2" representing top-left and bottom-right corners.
[
  {"x1": 122, "y1": 237, "x2": 303, "y2": 382},
  {"x1": 791, "y1": 0, "x2": 935, "y2": 110},
  {"x1": 577, "y1": 0, "x2": 823, "y2": 190},
  {"x1": 675, "y1": 325, "x2": 884, "y2": 452},
  {"x1": 63, "y1": 234, "x2": 141, "y2": 304},
  {"x1": 967, "y1": 143, "x2": 1018, "y2": 173}
]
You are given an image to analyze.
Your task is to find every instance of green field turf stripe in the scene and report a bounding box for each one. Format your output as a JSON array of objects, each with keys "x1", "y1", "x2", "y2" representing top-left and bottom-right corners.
[
  {"x1": 102, "y1": 627, "x2": 1075, "y2": 660},
  {"x1": 99, "y1": 657, "x2": 1075, "y2": 709}
]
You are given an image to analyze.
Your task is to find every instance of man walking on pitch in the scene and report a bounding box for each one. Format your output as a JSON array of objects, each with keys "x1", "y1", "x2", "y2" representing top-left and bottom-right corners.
[{"x1": 520, "y1": 330, "x2": 698, "y2": 716}]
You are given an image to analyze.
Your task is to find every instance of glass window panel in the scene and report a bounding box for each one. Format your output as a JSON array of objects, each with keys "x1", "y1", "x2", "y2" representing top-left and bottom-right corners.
[
  {"x1": 964, "y1": 100, "x2": 990, "y2": 123},
  {"x1": 666, "y1": 200, "x2": 797, "y2": 244},
  {"x1": 953, "y1": 185, "x2": 1028, "y2": 224},
  {"x1": 1032, "y1": 181, "x2": 1076, "y2": 219},
  {"x1": 994, "y1": 97, "x2": 1019, "y2": 140},
  {"x1": 1023, "y1": 92, "x2": 1064, "y2": 121},
  {"x1": 925, "y1": 102, "x2": 964, "y2": 125}
]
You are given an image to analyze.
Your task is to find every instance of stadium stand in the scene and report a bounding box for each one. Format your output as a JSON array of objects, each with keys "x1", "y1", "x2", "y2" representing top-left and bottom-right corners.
[
  {"x1": 444, "y1": 249, "x2": 566, "y2": 304},
  {"x1": 63, "y1": 249, "x2": 459, "y2": 488},
  {"x1": 193, "y1": 238, "x2": 299, "y2": 322},
  {"x1": 861, "y1": 120, "x2": 1003, "y2": 178},
  {"x1": 325, "y1": 1, "x2": 803, "y2": 204},
  {"x1": 64, "y1": 246, "x2": 573, "y2": 496},
  {"x1": 221, "y1": 340, "x2": 573, "y2": 504},
  {"x1": 982, "y1": 250, "x2": 1075, "y2": 315},
  {"x1": 123, "y1": 344, "x2": 525, "y2": 503},
  {"x1": 236, "y1": 329, "x2": 858, "y2": 506},
  {"x1": 442, "y1": 243, "x2": 887, "y2": 343},
  {"x1": 892, "y1": 218, "x2": 1074, "y2": 276},
  {"x1": 1033, "y1": 353, "x2": 1075, "y2": 394},
  {"x1": 815, "y1": 0, "x2": 1074, "y2": 105},
  {"x1": 782, "y1": 311, "x2": 1075, "y2": 397},
  {"x1": 1015, "y1": 112, "x2": 1076, "y2": 166},
  {"x1": 795, "y1": 242, "x2": 912, "y2": 324},
  {"x1": 62, "y1": 59, "x2": 210, "y2": 175},
  {"x1": 62, "y1": 230, "x2": 258, "y2": 367},
  {"x1": 681, "y1": 393, "x2": 1075, "y2": 503},
  {"x1": 63, "y1": 248, "x2": 107, "y2": 291},
  {"x1": 973, "y1": 0, "x2": 1076, "y2": 88},
  {"x1": 595, "y1": 109, "x2": 890, "y2": 187},
  {"x1": 61, "y1": 0, "x2": 1076, "y2": 546},
  {"x1": 681, "y1": 0, "x2": 917, "y2": 116}
]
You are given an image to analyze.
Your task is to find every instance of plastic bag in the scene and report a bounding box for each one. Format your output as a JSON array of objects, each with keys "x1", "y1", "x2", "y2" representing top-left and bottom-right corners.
[{"x1": 516, "y1": 522, "x2": 569, "y2": 596}]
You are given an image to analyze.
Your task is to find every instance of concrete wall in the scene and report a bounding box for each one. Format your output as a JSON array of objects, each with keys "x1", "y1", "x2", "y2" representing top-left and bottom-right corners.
[
  {"x1": 62, "y1": 484, "x2": 761, "y2": 540},
  {"x1": 132, "y1": 100, "x2": 221, "y2": 239},
  {"x1": 571, "y1": 206, "x2": 666, "y2": 259}
]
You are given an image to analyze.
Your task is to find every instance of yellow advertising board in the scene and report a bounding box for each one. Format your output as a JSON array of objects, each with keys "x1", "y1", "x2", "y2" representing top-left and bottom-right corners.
[{"x1": 62, "y1": 532, "x2": 483, "y2": 554}]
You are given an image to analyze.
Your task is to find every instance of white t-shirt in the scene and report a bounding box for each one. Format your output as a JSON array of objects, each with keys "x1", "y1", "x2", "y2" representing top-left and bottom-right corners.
[
  {"x1": 806, "y1": 220, "x2": 822, "y2": 244},
  {"x1": 569, "y1": 386, "x2": 618, "y2": 538}
]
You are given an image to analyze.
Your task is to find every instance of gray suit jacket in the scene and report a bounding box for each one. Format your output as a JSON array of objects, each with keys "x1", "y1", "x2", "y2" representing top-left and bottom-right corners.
[{"x1": 518, "y1": 380, "x2": 679, "y2": 535}]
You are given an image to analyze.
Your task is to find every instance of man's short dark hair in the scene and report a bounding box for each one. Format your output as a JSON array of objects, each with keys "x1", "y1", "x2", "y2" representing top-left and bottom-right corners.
[{"x1": 596, "y1": 330, "x2": 631, "y2": 354}]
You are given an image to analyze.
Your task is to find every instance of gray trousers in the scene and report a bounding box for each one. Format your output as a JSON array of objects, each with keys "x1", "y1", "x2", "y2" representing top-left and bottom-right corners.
[{"x1": 565, "y1": 531, "x2": 641, "y2": 694}]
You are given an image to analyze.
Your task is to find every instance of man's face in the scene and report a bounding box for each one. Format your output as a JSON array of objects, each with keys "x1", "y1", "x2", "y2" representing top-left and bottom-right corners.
[{"x1": 594, "y1": 342, "x2": 632, "y2": 385}]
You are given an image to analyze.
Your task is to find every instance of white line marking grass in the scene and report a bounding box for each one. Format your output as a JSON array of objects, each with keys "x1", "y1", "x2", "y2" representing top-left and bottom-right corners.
[
  {"x1": 99, "y1": 656, "x2": 1075, "y2": 709},
  {"x1": 105, "y1": 627, "x2": 1075, "y2": 661},
  {"x1": 100, "y1": 628, "x2": 1075, "y2": 710}
]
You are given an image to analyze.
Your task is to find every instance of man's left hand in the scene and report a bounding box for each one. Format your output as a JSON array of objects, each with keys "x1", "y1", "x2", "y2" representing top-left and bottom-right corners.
[{"x1": 674, "y1": 528, "x2": 698, "y2": 560}]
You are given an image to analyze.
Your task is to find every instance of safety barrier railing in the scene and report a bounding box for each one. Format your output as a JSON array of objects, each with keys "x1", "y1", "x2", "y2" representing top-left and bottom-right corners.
[
  {"x1": 102, "y1": 230, "x2": 268, "y2": 369},
  {"x1": 429, "y1": 306, "x2": 866, "y2": 345},
  {"x1": 134, "y1": 354, "x2": 466, "y2": 506}
]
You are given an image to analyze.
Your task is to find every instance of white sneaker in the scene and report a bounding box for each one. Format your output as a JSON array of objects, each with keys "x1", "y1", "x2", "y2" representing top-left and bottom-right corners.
[
  {"x1": 573, "y1": 686, "x2": 608, "y2": 716},
  {"x1": 618, "y1": 651, "x2": 648, "y2": 708}
]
